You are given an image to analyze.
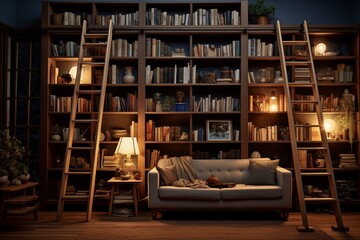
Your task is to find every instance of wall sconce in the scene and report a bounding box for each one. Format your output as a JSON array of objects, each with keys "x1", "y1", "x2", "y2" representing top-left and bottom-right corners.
[
  {"x1": 315, "y1": 43, "x2": 327, "y2": 56},
  {"x1": 114, "y1": 137, "x2": 140, "y2": 178},
  {"x1": 269, "y1": 91, "x2": 278, "y2": 112},
  {"x1": 324, "y1": 118, "x2": 336, "y2": 139}
]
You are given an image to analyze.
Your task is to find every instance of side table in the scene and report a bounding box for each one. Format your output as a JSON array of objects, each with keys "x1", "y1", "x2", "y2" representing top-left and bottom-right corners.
[
  {"x1": 107, "y1": 177, "x2": 142, "y2": 216},
  {"x1": 0, "y1": 182, "x2": 39, "y2": 223}
]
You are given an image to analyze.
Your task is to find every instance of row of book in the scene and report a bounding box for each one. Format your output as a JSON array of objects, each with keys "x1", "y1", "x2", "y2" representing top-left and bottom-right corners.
[
  {"x1": 248, "y1": 38, "x2": 275, "y2": 57},
  {"x1": 248, "y1": 122, "x2": 278, "y2": 141},
  {"x1": 49, "y1": 95, "x2": 91, "y2": 113},
  {"x1": 145, "y1": 64, "x2": 194, "y2": 84},
  {"x1": 335, "y1": 64, "x2": 353, "y2": 83},
  {"x1": 145, "y1": 149, "x2": 161, "y2": 169},
  {"x1": 193, "y1": 95, "x2": 239, "y2": 112},
  {"x1": 110, "y1": 38, "x2": 138, "y2": 57},
  {"x1": 145, "y1": 38, "x2": 173, "y2": 57},
  {"x1": 193, "y1": 41, "x2": 240, "y2": 57},
  {"x1": 51, "y1": 41, "x2": 79, "y2": 57},
  {"x1": 103, "y1": 92, "x2": 137, "y2": 112},
  {"x1": 94, "y1": 12, "x2": 139, "y2": 26},
  {"x1": 146, "y1": 8, "x2": 190, "y2": 26},
  {"x1": 192, "y1": 9, "x2": 240, "y2": 26},
  {"x1": 192, "y1": 128, "x2": 240, "y2": 141},
  {"x1": 145, "y1": 121, "x2": 182, "y2": 142}
]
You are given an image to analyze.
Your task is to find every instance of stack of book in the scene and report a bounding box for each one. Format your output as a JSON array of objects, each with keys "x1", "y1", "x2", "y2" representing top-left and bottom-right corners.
[
  {"x1": 338, "y1": 153, "x2": 358, "y2": 169},
  {"x1": 102, "y1": 156, "x2": 120, "y2": 169}
]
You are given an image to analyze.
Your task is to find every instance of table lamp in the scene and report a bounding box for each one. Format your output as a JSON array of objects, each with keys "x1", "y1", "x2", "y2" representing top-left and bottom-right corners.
[{"x1": 114, "y1": 137, "x2": 140, "y2": 177}]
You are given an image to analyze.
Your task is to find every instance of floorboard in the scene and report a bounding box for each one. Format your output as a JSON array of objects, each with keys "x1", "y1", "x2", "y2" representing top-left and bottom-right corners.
[{"x1": 0, "y1": 211, "x2": 359, "y2": 240}]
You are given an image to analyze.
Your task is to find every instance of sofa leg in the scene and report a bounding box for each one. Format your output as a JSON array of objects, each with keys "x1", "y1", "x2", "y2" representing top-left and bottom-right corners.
[
  {"x1": 151, "y1": 210, "x2": 163, "y2": 220},
  {"x1": 280, "y1": 209, "x2": 289, "y2": 221}
]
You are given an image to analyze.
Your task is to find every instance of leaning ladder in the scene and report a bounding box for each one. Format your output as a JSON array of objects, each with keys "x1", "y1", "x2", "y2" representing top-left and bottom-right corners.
[
  {"x1": 57, "y1": 19, "x2": 113, "y2": 221},
  {"x1": 276, "y1": 20, "x2": 349, "y2": 232}
]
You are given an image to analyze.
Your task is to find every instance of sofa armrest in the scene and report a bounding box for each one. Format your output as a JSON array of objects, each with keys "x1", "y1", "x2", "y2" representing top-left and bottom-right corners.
[
  {"x1": 147, "y1": 167, "x2": 160, "y2": 208},
  {"x1": 276, "y1": 166, "x2": 292, "y2": 208}
]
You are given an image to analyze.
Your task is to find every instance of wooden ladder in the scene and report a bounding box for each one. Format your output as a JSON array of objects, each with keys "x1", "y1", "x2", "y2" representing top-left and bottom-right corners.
[
  {"x1": 275, "y1": 20, "x2": 349, "y2": 232},
  {"x1": 57, "y1": 19, "x2": 113, "y2": 221}
]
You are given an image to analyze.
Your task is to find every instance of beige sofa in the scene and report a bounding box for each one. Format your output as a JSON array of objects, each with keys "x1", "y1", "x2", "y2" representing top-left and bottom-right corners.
[{"x1": 147, "y1": 158, "x2": 292, "y2": 220}]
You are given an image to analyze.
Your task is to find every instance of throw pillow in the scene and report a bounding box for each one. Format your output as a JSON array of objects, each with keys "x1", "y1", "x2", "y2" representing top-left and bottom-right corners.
[
  {"x1": 246, "y1": 159, "x2": 279, "y2": 185},
  {"x1": 156, "y1": 160, "x2": 177, "y2": 186}
]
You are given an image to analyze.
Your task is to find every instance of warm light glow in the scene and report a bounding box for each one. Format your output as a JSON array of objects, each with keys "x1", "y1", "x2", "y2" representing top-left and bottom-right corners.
[
  {"x1": 269, "y1": 91, "x2": 278, "y2": 112},
  {"x1": 114, "y1": 137, "x2": 140, "y2": 157},
  {"x1": 114, "y1": 137, "x2": 140, "y2": 176},
  {"x1": 324, "y1": 118, "x2": 336, "y2": 139},
  {"x1": 69, "y1": 65, "x2": 84, "y2": 82},
  {"x1": 315, "y1": 43, "x2": 327, "y2": 56}
]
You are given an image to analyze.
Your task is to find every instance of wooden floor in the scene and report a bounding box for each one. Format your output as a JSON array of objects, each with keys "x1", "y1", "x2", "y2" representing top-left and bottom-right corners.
[{"x1": 0, "y1": 211, "x2": 359, "y2": 240}]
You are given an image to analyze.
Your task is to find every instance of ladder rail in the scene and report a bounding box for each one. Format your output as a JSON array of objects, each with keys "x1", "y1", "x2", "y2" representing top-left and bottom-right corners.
[
  {"x1": 276, "y1": 20, "x2": 310, "y2": 229},
  {"x1": 57, "y1": 19, "x2": 113, "y2": 222},
  {"x1": 276, "y1": 20, "x2": 349, "y2": 232},
  {"x1": 86, "y1": 20, "x2": 113, "y2": 221}
]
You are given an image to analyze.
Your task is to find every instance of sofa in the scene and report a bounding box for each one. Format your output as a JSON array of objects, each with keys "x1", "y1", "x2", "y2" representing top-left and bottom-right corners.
[{"x1": 147, "y1": 157, "x2": 292, "y2": 220}]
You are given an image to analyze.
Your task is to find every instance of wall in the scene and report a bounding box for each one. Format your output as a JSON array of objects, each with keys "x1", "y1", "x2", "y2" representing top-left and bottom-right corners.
[{"x1": 0, "y1": 0, "x2": 359, "y2": 28}]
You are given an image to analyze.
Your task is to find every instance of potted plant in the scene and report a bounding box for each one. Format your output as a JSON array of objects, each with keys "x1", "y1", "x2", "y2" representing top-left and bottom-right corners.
[
  {"x1": 337, "y1": 89, "x2": 356, "y2": 152},
  {"x1": 0, "y1": 166, "x2": 9, "y2": 187},
  {"x1": 16, "y1": 162, "x2": 30, "y2": 184},
  {"x1": 248, "y1": 0, "x2": 275, "y2": 24},
  {"x1": 0, "y1": 129, "x2": 27, "y2": 183}
]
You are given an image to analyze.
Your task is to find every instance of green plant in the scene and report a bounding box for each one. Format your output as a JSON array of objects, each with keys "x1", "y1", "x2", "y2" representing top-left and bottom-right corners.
[
  {"x1": 16, "y1": 162, "x2": 29, "y2": 176},
  {"x1": 336, "y1": 89, "x2": 356, "y2": 151},
  {"x1": 249, "y1": 0, "x2": 275, "y2": 22},
  {"x1": 0, "y1": 129, "x2": 27, "y2": 179},
  {"x1": 0, "y1": 166, "x2": 8, "y2": 177}
]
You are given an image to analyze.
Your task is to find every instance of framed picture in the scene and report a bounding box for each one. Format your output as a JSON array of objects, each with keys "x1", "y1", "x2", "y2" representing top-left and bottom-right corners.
[{"x1": 206, "y1": 120, "x2": 232, "y2": 141}]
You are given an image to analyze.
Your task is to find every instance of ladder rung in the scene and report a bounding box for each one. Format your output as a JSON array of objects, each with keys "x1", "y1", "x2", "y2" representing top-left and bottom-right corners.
[
  {"x1": 62, "y1": 195, "x2": 89, "y2": 200},
  {"x1": 291, "y1": 100, "x2": 318, "y2": 104},
  {"x1": 283, "y1": 40, "x2": 307, "y2": 46},
  {"x1": 73, "y1": 119, "x2": 98, "y2": 123},
  {"x1": 288, "y1": 82, "x2": 315, "y2": 87},
  {"x1": 297, "y1": 147, "x2": 326, "y2": 151},
  {"x1": 69, "y1": 146, "x2": 95, "y2": 150},
  {"x1": 66, "y1": 171, "x2": 92, "y2": 175},
  {"x1": 295, "y1": 124, "x2": 320, "y2": 128},
  {"x1": 77, "y1": 90, "x2": 102, "y2": 94},
  {"x1": 84, "y1": 33, "x2": 108, "y2": 39},
  {"x1": 81, "y1": 62, "x2": 105, "y2": 66},
  {"x1": 83, "y1": 43, "x2": 107, "y2": 47},
  {"x1": 301, "y1": 172, "x2": 331, "y2": 177},
  {"x1": 285, "y1": 61, "x2": 311, "y2": 66},
  {"x1": 304, "y1": 197, "x2": 337, "y2": 203}
]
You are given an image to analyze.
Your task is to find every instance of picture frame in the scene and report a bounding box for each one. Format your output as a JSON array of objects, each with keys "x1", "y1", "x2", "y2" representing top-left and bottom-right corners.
[{"x1": 206, "y1": 120, "x2": 232, "y2": 141}]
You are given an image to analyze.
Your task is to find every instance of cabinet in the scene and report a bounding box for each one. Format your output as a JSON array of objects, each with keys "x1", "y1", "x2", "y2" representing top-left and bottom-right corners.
[{"x1": 40, "y1": 1, "x2": 360, "y2": 210}]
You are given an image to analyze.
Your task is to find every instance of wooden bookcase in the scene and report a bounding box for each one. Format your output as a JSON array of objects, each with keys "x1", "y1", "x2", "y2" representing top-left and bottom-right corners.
[{"x1": 40, "y1": 1, "x2": 360, "y2": 211}]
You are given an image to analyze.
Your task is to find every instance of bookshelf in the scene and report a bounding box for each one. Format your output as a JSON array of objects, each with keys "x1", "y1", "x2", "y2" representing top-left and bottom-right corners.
[{"x1": 40, "y1": 1, "x2": 359, "y2": 210}]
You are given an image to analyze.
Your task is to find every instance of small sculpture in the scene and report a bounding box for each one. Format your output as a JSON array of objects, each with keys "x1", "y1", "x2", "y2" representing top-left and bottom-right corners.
[{"x1": 179, "y1": 132, "x2": 189, "y2": 141}]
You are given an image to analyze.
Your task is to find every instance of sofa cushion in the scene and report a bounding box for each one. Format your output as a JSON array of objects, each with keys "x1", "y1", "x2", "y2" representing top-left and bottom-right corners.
[
  {"x1": 158, "y1": 186, "x2": 221, "y2": 200},
  {"x1": 246, "y1": 159, "x2": 279, "y2": 185},
  {"x1": 221, "y1": 184, "x2": 283, "y2": 200},
  {"x1": 157, "y1": 164, "x2": 177, "y2": 186}
]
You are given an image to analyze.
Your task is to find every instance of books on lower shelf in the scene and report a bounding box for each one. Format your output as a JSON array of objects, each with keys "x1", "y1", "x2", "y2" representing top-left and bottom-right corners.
[{"x1": 338, "y1": 153, "x2": 358, "y2": 169}]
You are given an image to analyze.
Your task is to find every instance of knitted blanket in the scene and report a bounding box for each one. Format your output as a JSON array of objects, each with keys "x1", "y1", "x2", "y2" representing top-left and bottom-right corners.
[{"x1": 173, "y1": 178, "x2": 210, "y2": 189}]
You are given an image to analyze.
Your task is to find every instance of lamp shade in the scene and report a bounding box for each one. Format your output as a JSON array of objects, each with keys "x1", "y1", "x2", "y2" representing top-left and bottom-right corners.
[{"x1": 114, "y1": 137, "x2": 140, "y2": 156}]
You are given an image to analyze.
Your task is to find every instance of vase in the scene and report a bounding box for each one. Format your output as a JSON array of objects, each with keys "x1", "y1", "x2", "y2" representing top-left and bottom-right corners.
[
  {"x1": 256, "y1": 16, "x2": 269, "y2": 25},
  {"x1": 19, "y1": 174, "x2": 30, "y2": 184},
  {"x1": 123, "y1": 158, "x2": 136, "y2": 177},
  {"x1": 123, "y1": 66, "x2": 135, "y2": 84}
]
